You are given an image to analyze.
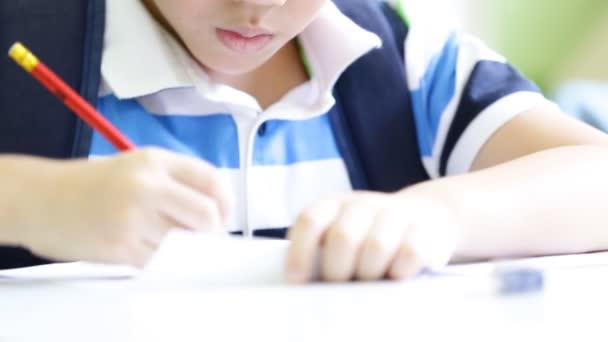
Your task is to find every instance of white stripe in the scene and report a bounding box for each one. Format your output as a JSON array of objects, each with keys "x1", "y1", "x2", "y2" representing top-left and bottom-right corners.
[
  {"x1": 446, "y1": 92, "x2": 559, "y2": 175},
  {"x1": 136, "y1": 88, "x2": 236, "y2": 117},
  {"x1": 246, "y1": 159, "x2": 353, "y2": 231},
  {"x1": 422, "y1": 156, "x2": 439, "y2": 179},
  {"x1": 134, "y1": 81, "x2": 335, "y2": 122},
  {"x1": 427, "y1": 33, "x2": 506, "y2": 177},
  {"x1": 405, "y1": 25, "x2": 453, "y2": 90},
  {"x1": 397, "y1": 0, "x2": 465, "y2": 28}
]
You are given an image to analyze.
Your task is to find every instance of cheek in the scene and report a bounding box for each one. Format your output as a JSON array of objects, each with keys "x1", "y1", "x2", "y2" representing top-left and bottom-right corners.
[
  {"x1": 299, "y1": 0, "x2": 328, "y2": 17},
  {"x1": 282, "y1": 0, "x2": 327, "y2": 32},
  {"x1": 153, "y1": 0, "x2": 218, "y2": 29}
]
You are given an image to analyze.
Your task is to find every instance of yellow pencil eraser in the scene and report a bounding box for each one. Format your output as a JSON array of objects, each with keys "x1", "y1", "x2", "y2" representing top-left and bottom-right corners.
[{"x1": 8, "y1": 42, "x2": 39, "y2": 72}]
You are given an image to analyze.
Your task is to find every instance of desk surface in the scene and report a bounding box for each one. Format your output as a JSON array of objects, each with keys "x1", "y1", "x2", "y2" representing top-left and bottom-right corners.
[{"x1": 1, "y1": 266, "x2": 607, "y2": 342}]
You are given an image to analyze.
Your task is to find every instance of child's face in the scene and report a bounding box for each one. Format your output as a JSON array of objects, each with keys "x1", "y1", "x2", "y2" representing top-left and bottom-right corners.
[{"x1": 148, "y1": 0, "x2": 327, "y2": 75}]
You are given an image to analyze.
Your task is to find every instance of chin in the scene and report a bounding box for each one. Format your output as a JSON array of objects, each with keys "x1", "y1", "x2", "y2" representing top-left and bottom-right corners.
[
  {"x1": 206, "y1": 60, "x2": 266, "y2": 76},
  {"x1": 195, "y1": 48, "x2": 279, "y2": 76}
]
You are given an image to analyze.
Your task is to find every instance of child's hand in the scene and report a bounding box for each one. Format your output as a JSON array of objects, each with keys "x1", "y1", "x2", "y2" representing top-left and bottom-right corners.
[
  {"x1": 286, "y1": 185, "x2": 460, "y2": 283},
  {"x1": 7, "y1": 148, "x2": 233, "y2": 268}
]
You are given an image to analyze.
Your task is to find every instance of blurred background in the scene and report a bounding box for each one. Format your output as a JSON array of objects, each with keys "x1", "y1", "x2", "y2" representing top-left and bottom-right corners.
[
  {"x1": 459, "y1": 0, "x2": 608, "y2": 92},
  {"x1": 402, "y1": 0, "x2": 608, "y2": 130}
]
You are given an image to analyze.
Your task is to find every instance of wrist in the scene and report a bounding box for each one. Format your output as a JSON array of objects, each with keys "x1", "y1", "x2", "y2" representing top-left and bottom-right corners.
[
  {"x1": 419, "y1": 174, "x2": 506, "y2": 261},
  {"x1": 400, "y1": 174, "x2": 502, "y2": 259},
  {"x1": 395, "y1": 177, "x2": 469, "y2": 264}
]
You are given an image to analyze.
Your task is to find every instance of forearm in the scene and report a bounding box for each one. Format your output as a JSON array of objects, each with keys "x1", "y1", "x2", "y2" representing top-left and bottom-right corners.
[
  {"x1": 0, "y1": 156, "x2": 54, "y2": 246},
  {"x1": 430, "y1": 145, "x2": 608, "y2": 260},
  {"x1": 0, "y1": 156, "x2": 25, "y2": 245}
]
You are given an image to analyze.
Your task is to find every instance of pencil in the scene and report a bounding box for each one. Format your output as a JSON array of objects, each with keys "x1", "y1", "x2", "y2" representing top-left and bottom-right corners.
[{"x1": 8, "y1": 42, "x2": 135, "y2": 151}]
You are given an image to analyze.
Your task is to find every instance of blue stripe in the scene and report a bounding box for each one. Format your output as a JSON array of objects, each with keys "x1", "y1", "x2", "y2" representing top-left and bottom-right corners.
[
  {"x1": 91, "y1": 95, "x2": 240, "y2": 168},
  {"x1": 253, "y1": 111, "x2": 342, "y2": 166},
  {"x1": 410, "y1": 31, "x2": 459, "y2": 157}
]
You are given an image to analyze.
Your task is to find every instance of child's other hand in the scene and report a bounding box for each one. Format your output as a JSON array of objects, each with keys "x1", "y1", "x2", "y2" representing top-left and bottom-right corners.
[
  {"x1": 286, "y1": 185, "x2": 460, "y2": 283},
  {"x1": 12, "y1": 148, "x2": 233, "y2": 268}
]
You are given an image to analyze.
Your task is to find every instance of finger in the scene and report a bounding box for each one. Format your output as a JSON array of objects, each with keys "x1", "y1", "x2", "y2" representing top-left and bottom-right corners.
[
  {"x1": 130, "y1": 239, "x2": 158, "y2": 269},
  {"x1": 387, "y1": 237, "x2": 423, "y2": 280},
  {"x1": 158, "y1": 179, "x2": 223, "y2": 232},
  {"x1": 141, "y1": 237, "x2": 161, "y2": 254},
  {"x1": 141, "y1": 211, "x2": 177, "y2": 249},
  {"x1": 406, "y1": 215, "x2": 457, "y2": 272},
  {"x1": 103, "y1": 238, "x2": 156, "y2": 269},
  {"x1": 164, "y1": 153, "x2": 234, "y2": 224},
  {"x1": 321, "y1": 201, "x2": 377, "y2": 283},
  {"x1": 286, "y1": 196, "x2": 344, "y2": 284},
  {"x1": 355, "y1": 209, "x2": 407, "y2": 281}
]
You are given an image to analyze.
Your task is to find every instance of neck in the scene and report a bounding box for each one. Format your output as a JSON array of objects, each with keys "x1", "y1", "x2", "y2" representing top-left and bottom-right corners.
[{"x1": 208, "y1": 40, "x2": 310, "y2": 109}]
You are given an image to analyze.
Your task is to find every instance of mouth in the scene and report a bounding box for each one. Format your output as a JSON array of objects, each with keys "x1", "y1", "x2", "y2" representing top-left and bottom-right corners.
[{"x1": 216, "y1": 27, "x2": 275, "y2": 54}]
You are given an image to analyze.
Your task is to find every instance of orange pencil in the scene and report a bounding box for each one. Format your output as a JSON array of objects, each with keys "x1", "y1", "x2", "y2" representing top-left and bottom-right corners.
[{"x1": 8, "y1": 42, "x2": 135, "y2": 151}]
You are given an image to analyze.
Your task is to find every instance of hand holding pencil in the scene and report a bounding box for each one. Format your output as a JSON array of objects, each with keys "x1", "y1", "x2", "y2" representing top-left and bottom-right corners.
[{"x1": 4, "y1": 43, "x2": 233, "y2": 267}]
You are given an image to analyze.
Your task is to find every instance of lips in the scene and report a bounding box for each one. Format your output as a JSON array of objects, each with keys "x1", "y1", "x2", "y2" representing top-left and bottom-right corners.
[{"x1": 216, "y1": 28, "x2": 274, "y2": 54}]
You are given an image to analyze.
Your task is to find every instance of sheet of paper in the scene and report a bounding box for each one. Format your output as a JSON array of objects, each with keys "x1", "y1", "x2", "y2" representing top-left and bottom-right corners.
[
  {"x1": 3, "y1": 228, "x2": 608, "y2": 286},
  {"x1": 439, "y1": 251, "x2": 608, "y2": 277},
  {"x1": 0, "y1": 262, "x2": 136, "y2": 281},
  {"x1": 0, "y1": 231, "x2": 290, "y2": 286},
  {"x1": 140, "y1": 230, "x2": 290, "y2": 286}
]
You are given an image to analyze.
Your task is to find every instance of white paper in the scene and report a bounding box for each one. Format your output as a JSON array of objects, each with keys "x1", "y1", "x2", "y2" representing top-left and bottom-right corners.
[
  {"x1": 438, "y1": 251, "x2": 608, "y2": 277},
  {"x1": 3, "y1": 229, "x2": 608, "y2": 286},
  {"x1": 0, "y1": 262, "x2": 136, "y2": 281},
  {"x1": 0, "y1": 231, "x2": 290, "y2": 286},
  {"x1": 140, "y1": 230, "x2": 290, "y2": 286}
]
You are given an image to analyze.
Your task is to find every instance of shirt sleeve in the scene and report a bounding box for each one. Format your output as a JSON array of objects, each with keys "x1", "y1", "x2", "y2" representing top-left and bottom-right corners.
[{"x1": 403, "y1": 21, "x2": 559, "y2": 178}]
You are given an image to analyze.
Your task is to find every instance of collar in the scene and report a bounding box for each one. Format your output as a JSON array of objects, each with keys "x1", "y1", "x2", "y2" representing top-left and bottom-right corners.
[{"x1": 101, "y1": 0, "x2": 381, "y2": 104}]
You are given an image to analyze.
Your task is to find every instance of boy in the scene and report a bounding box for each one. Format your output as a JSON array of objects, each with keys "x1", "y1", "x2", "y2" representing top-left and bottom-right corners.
[{"x1": 1, "y1": 0, "x2": 608, "y2": 283}]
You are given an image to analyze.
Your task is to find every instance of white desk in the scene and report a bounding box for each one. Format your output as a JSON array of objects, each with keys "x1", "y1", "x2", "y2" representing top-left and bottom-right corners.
[
  {"x1": 2, "y1": 233, "x2": 608, "y2": 342},
  {"x1": 1, "y1": 265, "x2": 608, "y2": 342}
]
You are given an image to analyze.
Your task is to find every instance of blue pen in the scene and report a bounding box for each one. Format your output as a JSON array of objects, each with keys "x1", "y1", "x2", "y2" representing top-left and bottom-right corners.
[{"x1": 494, "y1": 267, "x2": 545, "y2": 295}]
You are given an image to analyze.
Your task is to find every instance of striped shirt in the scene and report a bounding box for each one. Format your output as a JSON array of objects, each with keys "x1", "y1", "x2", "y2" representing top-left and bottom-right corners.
[{"x1": 92, "y1": 0, "x2": 555, "y2": 234}]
